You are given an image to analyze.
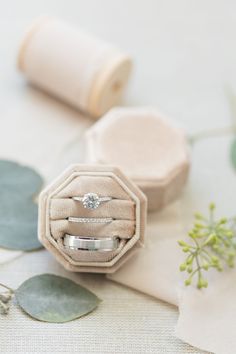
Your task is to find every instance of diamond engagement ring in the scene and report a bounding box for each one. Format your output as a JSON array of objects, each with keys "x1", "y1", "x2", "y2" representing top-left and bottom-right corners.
[
  {"x1": 73, "y1": 193, "x2": 112, "y2": 209},
  {"x1": 64, "y1": 235, "x2": 119, "y2": 251}
]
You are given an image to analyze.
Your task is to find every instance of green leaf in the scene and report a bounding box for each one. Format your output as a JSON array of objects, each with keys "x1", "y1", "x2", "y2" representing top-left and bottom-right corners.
[
  {"x1": 15, "y1": 274, "x2": 100, "y2": 323},
  {"x1": 0, "y1": 160, "x2": 43, "y2": 251},
  {"x1": 230, "y1": 138, "x2": 236, "y2": 171}
]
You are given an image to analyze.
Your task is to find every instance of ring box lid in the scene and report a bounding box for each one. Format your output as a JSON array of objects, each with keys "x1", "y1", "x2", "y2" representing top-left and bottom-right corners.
[{"x1": 85, "y1": 107, "x2": 190, "y2": 211}]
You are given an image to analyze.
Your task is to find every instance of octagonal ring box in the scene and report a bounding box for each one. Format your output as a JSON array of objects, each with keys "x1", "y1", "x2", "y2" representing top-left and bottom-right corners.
[
  {"x1": 38, "y1": 164, "x2": 147, "y2": 273},
  {"x1": 85, "y1": 107, "x2": 190, "y2": 211}
]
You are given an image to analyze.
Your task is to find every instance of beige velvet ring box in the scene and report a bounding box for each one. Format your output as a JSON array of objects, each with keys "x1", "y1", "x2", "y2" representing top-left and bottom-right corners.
[
  {"x1": 18, "y1": 17, "x2": 132, "y2": 118},
  {"x1": 38, "y1": 164, "x2": 147, "y2": 273},
  {"x1": 85, "y1": 107, "x2": 190, "y2": 211}
]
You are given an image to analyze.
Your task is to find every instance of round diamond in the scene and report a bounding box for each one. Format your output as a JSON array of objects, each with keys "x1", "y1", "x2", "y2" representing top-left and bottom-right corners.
[{"x1": 82, "y1": 193, "x2": 100, "y2": 209}]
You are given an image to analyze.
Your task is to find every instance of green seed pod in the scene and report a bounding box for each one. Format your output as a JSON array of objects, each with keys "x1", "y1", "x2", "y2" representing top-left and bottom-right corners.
[
  {"x1": 183, "y1": 247, "x2": 190, "y2": 252},
  {"x1": 185, "y1": 279, "x2": 191, "y2": 286},
  {"x1": 187, "y1": 266, "x2": 193, "y2": 273},
  {"x1": 178, "y1": 240, "x2": 188, "y2": 247},
  {"x1": 194, "y1": 212, "x2": 204, "y2": 220},
  {"x1": 186, "y1": 257, "x2": 193, "y2": 265},
  {"x1": 179, "y1": 263, "x2": 187, "y2": 271},
  {"x1": 203, "y1": 263, "x2": 209, "y2": 271},
  {"x1": 209, "y1": 203, "x2": 215, "y2": 211}
]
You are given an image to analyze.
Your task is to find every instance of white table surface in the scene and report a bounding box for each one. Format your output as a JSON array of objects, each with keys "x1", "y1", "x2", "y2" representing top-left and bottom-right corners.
[{"x1": 1, "y1": 0, "x2": 235, "y2": 352}]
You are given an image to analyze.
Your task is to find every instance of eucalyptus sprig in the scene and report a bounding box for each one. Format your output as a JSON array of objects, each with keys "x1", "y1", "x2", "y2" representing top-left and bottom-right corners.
[
  {"x1": 178, "y1": 203, "x2": 236, "y2": 289},
  {"x1": 0, "y1": 274, "x2": 100, "y2": 322}
]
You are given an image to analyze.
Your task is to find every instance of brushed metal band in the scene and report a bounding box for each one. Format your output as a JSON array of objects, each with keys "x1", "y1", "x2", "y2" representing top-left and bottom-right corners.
[{"x1": 64, "y1": 235, "x2": 119, "y2": 251}]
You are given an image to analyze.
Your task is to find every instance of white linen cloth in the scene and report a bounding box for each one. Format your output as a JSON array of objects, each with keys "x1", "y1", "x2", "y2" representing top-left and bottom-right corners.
[
  {"x1": 0, "y1": 249, "x2": 22, "y2": 265},
  {"x1": 109, "y1": 135, "x2": 236, "y2": 354}
]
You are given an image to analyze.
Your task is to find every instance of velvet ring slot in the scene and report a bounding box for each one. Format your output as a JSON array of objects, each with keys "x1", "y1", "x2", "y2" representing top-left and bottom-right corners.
[{"x1": 38, "y1": 164, "x2": 147, "y2": 273}]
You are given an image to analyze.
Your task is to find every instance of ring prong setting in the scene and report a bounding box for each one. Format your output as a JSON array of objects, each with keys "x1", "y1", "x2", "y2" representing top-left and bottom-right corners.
[{"x1": 82, "y1": 193, "x2": 100, "y2": 209}]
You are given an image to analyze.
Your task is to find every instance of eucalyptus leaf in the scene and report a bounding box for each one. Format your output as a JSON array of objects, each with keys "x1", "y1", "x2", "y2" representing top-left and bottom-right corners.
[
  {"x1": 0, "y1": 160, "x2": 43, "y2": 251},
  {"x1": 230, "y1": 138, "x2": 236, "y2": 171},
  {"x1": 15, "y1": 274, "x2": 100, "y2": 323}
]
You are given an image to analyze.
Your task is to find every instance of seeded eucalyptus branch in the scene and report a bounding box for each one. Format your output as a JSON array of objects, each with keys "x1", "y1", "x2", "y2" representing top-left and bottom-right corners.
[{"x1": 178, "y1": 203, "x2": 236, "y2": 289}]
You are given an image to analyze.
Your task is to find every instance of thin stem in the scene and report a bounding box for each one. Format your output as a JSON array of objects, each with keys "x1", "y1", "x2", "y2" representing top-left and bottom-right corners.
[
  {"x1": 195, "y1": 253, "x2": 203, "y2": 285},
  {"x1": 189, "y1": 125, "x2": 236, "y2": 145},
  {"x1": 200, "y1": 252, "x2": 211, "y2": 264},
  {"x1": 0, "y1": 283, "x2": 14, "y2": 293},
  {"x1": 192, "y1": 237, "x2": 200, "y2": 248},
  {"x1": 188, "y1": 267, "x2": 201, "y2": 280},
  {"x1": 201, "y1": 247, "x2": 212, "y2": 257},
  {"x1": 188, "y1": 87, "x2": 236, "y2": 145}
]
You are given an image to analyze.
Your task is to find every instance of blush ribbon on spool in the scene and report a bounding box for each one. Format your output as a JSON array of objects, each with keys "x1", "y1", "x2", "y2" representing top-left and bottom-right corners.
[{"x1": 18, "y1": 17, "x2": 132, "y2": 118}]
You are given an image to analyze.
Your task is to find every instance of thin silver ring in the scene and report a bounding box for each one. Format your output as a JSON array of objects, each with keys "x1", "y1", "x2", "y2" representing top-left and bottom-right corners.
[
  {"x1": 73, "y1": 193, "x2": 112, "y2": 210},
  {"x1": 68, "y1": 216, "x2": 113, "y2": 224},
  {"x1": 64, "y1": 235, "x2": 119, "y2": 251}
]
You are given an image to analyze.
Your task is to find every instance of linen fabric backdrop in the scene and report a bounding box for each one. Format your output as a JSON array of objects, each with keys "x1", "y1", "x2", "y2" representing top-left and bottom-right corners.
[{"x1": 1, "y1": 0, "x2": 235, "y2": 353}]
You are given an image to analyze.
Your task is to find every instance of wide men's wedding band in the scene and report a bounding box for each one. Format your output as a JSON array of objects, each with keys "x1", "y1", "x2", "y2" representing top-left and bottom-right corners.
[
  {"x1": 73, "y1": 192, "x2": 112, "y2": 209},
  {"x1": 64, "y1": 235, "x2": 119, "y2": 251}
]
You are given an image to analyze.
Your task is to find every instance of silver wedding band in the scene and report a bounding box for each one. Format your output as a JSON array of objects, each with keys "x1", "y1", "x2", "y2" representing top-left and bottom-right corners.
[
  {"x1": 68, "y1": 216, "x2": 113, "y2": 224},
  {"x1": 73, "y1": 192, "x2": 112, "y2": 209},
  {"x1": 64, "y1": 235, "x2": 119, "y2": 251}
]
